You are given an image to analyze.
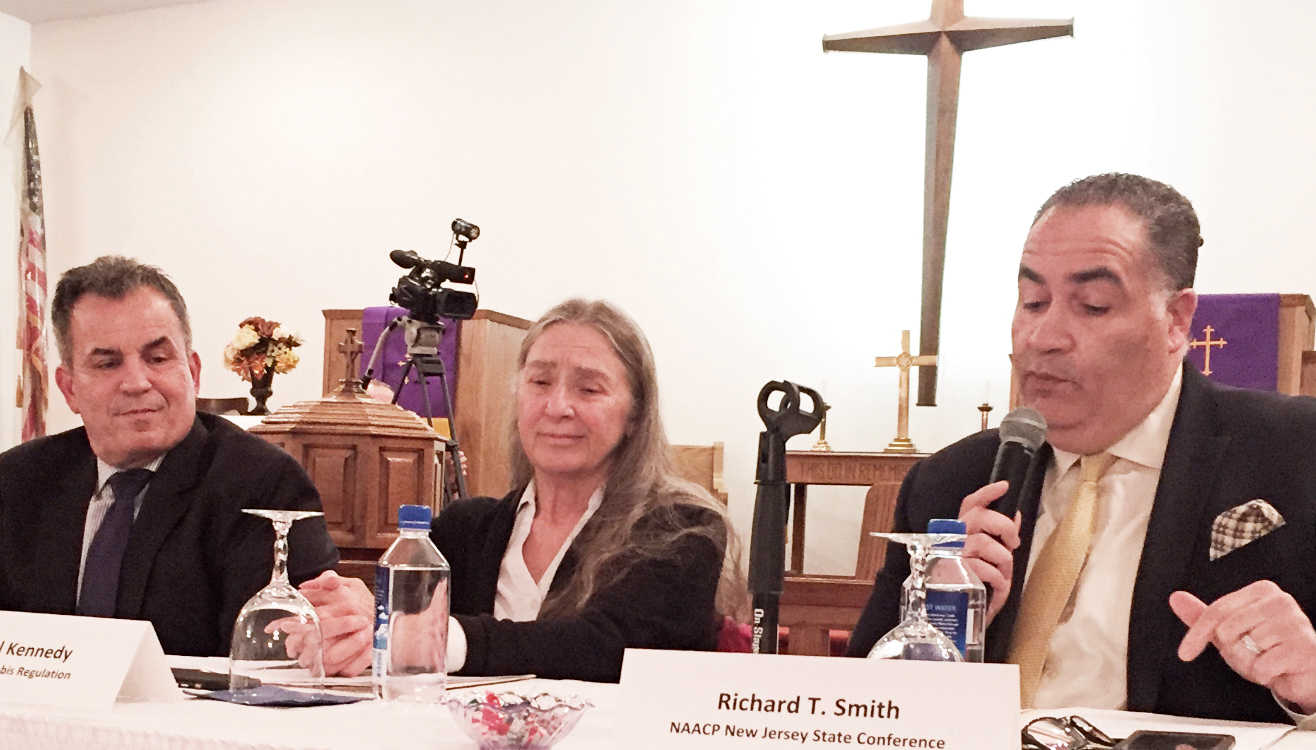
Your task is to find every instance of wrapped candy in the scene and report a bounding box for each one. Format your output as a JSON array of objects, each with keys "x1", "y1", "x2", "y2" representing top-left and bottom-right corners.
[{"x1": 442, "y1": 691, "x2": 592, "y2": 749}]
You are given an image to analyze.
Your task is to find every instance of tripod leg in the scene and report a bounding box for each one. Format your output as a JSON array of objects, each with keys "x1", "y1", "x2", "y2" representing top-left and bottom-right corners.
[
  {"x1": 392, "y1": 360, "x2": 414, "y2": 405},
  {"x1": 435, "y1": 370, "x2": 468, "y2": 500},
  {"x1": 361, "y1": 317, "x2": 403, "y2": 390},
  {"x1": 411, "y1": 367, "x2": 467, "y2": 502},
  {"x1": 413, "y1": 367, "x2": 434, "y2": 418}
]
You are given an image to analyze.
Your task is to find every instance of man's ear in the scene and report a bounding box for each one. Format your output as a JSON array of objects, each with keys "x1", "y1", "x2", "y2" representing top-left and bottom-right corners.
[
  {"x1": 1166, "y1": 288, "x2": 1198, "y2": 352},
  {"x1": 54, "y1": 364, "x2": 80, "y2": 415},
  {"x1": 189, "y1": 349, "x2": 202, "y2": 391}
]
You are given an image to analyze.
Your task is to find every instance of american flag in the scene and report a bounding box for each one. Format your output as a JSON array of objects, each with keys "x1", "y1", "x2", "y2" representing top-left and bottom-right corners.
[{"x1": 15, "y1": 68, "x2": 46, "y2": 441}]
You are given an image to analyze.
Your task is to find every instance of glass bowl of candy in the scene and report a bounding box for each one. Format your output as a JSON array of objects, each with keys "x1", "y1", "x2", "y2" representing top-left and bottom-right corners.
[{"x1": 442, "y1": 691, "x2": 593, "y2": 749}]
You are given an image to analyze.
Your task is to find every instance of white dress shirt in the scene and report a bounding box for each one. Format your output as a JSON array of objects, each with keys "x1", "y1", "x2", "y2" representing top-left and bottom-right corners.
[
  {"x1": 1028, "y1": 368, "x2": 1182, "y2": 710},
  {"x1": 76, "y1": 455, "x2": 165, "y2": 604},
  {"x1": 447, "y1": 481, "x2": 603, "y2": 671},
  {"x1": 494, "y1": 482, "x2": 604, "y2": 622}
]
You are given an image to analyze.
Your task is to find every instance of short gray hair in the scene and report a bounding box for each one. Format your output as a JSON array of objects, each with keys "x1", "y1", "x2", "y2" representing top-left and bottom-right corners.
[
  {"x1": 1035, "y1": 173, "x2": 1202, "y2": 290},
  {"x1": 51, "y1": 256, "x2": 191, "y2": 364}
]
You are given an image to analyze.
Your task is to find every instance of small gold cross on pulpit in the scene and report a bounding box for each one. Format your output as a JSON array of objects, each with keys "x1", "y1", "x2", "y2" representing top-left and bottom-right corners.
[
  {"x1": 1189, "y1": 325, "x2": 1227, "y2": 376},
  {"x1": 338, "y1": 328, "x2": 365, "y2": 394},
  {"x1": 874, "y1": 330, "x2": 937, "y2": 453}
]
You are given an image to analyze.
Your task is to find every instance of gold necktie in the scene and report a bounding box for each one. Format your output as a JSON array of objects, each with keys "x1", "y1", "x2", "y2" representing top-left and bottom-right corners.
[{"x1": 1007, "y1": 452, "x2": 1117, "y2": 708}]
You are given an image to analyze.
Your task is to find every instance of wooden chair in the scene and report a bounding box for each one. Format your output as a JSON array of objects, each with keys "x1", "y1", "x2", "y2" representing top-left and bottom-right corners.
[
  {"x1": 669, "y1": 442, "x2": 728, "y2": 504},
  {"x1": 778, "y1": 481, "x2": 902, "y2": 655}
]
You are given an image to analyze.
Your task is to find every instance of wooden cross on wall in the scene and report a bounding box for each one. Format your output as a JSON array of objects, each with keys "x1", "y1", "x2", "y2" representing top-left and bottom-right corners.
[{"x1": 824, "y1": 0, "x2": 1072, "y2": 406}]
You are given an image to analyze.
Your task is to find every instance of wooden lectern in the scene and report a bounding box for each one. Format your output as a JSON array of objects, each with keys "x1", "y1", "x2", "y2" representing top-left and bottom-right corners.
[{"x1": 251, "y1": 392, "x2": 441, "y2": 585}]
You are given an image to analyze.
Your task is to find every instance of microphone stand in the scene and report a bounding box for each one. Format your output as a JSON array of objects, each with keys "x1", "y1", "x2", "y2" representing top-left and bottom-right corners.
[{"x1": 748, "y1": 380, "x2": 825, "y2": 654}]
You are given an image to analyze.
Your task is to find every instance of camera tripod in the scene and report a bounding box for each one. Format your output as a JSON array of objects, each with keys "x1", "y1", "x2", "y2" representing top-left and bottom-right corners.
[{"x1": 360, "y1": 314, "x2": 469, "y2": 501}]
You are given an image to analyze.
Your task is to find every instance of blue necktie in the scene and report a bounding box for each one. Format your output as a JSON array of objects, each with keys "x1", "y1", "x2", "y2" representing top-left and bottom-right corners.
[{"x1": 77, "y1": 469, "x2": 154, "y2": 617}]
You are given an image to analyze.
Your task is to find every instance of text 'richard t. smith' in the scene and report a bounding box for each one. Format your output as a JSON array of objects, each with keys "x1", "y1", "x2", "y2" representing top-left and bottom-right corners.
[{"x1": 718, "y1": 693, "x2": 900, "y2": 718}]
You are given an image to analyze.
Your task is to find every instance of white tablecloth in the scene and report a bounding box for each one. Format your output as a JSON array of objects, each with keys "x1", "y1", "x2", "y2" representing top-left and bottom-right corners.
[
  {"x1": 0, "y1": 678, "x2": 614, "y2": 750},
  {"x1": 4, "y1": 681, "x2": 1316, "y2": 750}
]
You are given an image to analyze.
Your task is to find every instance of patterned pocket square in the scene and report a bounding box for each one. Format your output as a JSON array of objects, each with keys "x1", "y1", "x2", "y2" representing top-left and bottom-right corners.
[{"x1": 1211, "y1": 499, "x2": 1285, "y2": 561}]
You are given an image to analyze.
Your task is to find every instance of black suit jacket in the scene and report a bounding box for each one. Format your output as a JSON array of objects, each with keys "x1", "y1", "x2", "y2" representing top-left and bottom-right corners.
[
  {"x1": 847, "y1": 364, "x2": 1316, "y2": 723},
  {"x1": 432, "y1": 490, "x2": 724, "y2": 682},
  {"x1": 0, "y1": 413, "x2": 339, "y2": 656}
]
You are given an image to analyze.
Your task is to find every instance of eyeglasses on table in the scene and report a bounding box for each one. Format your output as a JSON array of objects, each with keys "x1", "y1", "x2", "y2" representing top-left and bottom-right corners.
[{"x1": 1022, "y1": 715, "x2": 1122, "y2": 750}]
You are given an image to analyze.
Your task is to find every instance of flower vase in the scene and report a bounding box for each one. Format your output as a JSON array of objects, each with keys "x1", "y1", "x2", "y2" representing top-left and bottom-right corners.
[{"x1": 249, "y1": 369, "x2": 275, "y2": 415}]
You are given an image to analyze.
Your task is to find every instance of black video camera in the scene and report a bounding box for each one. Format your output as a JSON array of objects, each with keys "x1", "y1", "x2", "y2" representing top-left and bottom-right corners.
[{"x1": 388, "y1": 219, "x2": 481, "y2": 322}]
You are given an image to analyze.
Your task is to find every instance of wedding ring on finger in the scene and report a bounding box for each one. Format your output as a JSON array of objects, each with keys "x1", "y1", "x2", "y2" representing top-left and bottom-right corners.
[{"x1": 1241, "y1": 633, "x2": 1263, "y2": 656}]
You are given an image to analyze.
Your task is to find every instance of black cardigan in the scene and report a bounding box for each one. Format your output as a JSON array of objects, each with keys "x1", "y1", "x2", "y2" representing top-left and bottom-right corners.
[{"x1": 431, "y1": 489, "x2": 725, "y2": 682}]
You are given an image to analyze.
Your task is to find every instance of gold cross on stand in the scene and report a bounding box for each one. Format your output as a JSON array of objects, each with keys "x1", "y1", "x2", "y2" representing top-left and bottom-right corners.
[
  {"x1": 1189, "y1": 325, "x2": 1227, "y2": 376},
  {"x1": 874, "y1": 330, "x2": 938, "y2": 453}
]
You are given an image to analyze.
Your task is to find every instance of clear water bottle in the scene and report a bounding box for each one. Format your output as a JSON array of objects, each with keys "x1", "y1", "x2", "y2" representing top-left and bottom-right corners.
[
  {"x1": 900, "y1": 518, "x2": 986, "y2": 662},
  {"x1": 374, "y1": 504, "x2": 451, "y2": 701}
]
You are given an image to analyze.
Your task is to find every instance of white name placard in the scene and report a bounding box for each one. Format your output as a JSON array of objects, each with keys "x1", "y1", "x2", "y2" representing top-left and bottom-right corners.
[
  {"x1": 0, "y1": 610, "x2": 181, "y2": 712},
  {"x1": 619, "y1": 650, "x2": 1018, "y2": 750}
]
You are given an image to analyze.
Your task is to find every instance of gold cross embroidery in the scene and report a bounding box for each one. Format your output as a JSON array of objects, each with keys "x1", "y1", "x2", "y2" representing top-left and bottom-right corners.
[{"x1": 1189, "y1": 325, "x2": 1227, "y2": 376}]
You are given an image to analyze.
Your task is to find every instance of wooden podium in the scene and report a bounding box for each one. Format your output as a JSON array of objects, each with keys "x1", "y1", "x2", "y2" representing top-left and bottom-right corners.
[
  {"x1": 323, "y1": 308, "x2": 532, "y2": 499},
  {"x1": 251, "y1": 393, "x2": 441, "y2": 585}
]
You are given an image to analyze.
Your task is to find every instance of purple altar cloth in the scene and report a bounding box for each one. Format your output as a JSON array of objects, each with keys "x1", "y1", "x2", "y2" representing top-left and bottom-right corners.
[{"x1": 1187, "y1": 294, "x2": 1279, "y2": 391}]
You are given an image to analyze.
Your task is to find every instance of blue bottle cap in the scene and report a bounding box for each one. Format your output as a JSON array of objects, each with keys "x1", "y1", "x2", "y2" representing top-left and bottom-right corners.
[
  {"x1": 397, "y1": 504, "x2": 433, "y2": 530},
  {"x1": 927, "y1": 518, "x2": 966, "y2": 547}
]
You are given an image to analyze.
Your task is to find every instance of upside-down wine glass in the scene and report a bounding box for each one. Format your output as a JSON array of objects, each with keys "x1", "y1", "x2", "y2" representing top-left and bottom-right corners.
[
  {"x1": 866, "y1": 532, "x2": 965, "y2": 662},
  {"x1": 229, "y1": 509, "x2": 325, "y2": 689}
]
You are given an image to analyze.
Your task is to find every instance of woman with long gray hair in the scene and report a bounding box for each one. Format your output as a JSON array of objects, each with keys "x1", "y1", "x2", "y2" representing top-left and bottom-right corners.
[{"x1": 301, "y1": 298, "x2": 745, "y2": 681}]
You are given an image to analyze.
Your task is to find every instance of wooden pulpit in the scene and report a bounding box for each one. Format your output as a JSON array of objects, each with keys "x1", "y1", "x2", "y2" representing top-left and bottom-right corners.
[{"x1": 250, "y1": 391, "x2": 441, "y2": 584}]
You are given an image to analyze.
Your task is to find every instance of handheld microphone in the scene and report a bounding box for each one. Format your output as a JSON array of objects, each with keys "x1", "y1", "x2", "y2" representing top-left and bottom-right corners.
[{"x1": 988, "y1": 407, "x2": 1047, "y2": 518}]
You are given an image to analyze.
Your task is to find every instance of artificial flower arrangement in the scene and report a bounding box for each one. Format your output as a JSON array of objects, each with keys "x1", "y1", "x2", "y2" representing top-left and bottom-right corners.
[{"x1": 223, "y1": 316, "x2": 302, "y2": 381}]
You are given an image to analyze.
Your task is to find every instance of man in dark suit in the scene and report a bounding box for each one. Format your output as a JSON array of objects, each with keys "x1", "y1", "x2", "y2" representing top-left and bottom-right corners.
[
  {"x1": 848, "y1": 174, "x2": 1316, "y2": 725},
  {"x1": 0, "y1": 256, "x2": 337, "y2": 656}
]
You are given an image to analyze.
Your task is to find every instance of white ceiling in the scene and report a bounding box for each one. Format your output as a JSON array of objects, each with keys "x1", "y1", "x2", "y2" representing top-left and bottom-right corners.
[{"x1": 0, "y1": 0, "x2": 210, "y2": 24}]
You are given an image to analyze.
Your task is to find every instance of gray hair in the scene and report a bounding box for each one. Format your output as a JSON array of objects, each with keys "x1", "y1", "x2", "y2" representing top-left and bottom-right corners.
[
  {"x1": 510, "y1": 298, "x2": 748, "y2": 621},
  {"x1": 1035, "y1": 173, "x2": 1202, "y2": 290},
  {"x1": 52, "y1": 255, "x2": 191, "y2": 363}
]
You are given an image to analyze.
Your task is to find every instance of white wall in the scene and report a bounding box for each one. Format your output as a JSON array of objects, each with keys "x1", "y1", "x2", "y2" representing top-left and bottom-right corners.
[
  {"x1": 21, "y1": 0, "x2": 1316, "y2": 574},
  {"x1": 0, "y1": 12, "x2": 31, "y2": 446}
]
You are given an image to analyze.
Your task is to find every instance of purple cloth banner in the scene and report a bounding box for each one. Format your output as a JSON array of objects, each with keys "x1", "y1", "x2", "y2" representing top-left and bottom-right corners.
[
  {"x1": 1187, "y1": 294, "x2": 1279, "y2": 391},
  {"x1": 359, "y1": 306, "x2": 461, "y2": 418}
]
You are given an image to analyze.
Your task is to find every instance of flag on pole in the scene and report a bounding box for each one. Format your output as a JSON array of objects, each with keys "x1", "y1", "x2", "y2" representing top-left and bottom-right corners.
[{"x1": 13, "y1": 68, "x2": 47, "y2": 441}]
